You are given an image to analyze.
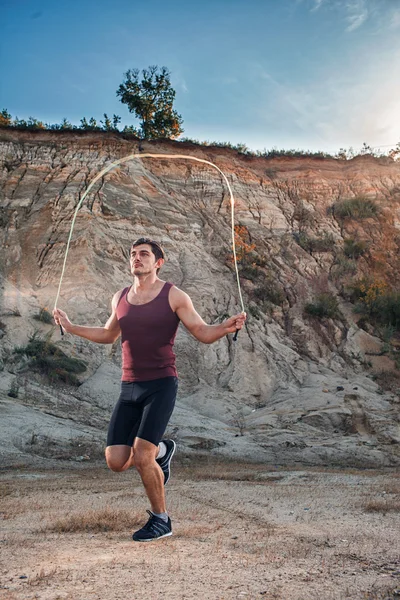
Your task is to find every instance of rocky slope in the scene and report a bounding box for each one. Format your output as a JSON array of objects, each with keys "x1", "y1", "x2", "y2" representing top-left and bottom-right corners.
[{"x1": 1, "y1": 129, "x2": 399, "y2": 467}]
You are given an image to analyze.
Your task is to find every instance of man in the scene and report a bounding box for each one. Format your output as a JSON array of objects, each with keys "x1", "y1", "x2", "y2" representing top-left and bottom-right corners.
[{"x1": 53, "y1": 237, "x2": 246, "y2": 542}]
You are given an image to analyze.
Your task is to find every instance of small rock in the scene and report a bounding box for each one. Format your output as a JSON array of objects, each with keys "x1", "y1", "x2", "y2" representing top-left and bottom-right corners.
[
  {"x1": 353, "y1": 386, "x2": 358, "y2": 390},
  {"x1": 336, "y1": 386, "x2": 344, "y2": 391},
  {"x1": 75, "y1": 455, "x2": 90, "y2": 462},
  {"x1": 322, "y1": 388, "x2": 329, "y2": 393},
  {"x1": 19, "y1": 576, "x2": 27, "y2": 580}
]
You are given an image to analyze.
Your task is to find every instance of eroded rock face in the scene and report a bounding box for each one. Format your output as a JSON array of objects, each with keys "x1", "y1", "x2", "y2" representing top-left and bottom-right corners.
[{"x1": 0, "y1": 130, "x2": 399, "y2": 467}]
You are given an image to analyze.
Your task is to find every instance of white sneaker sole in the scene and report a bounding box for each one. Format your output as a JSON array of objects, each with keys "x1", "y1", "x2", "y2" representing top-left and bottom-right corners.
[
  {"x1": 164, "y1": 441, "x2": 176, "y2": 486},
  {"x1": 133, "y1": 531, "x2": 173, "y2": 542}
]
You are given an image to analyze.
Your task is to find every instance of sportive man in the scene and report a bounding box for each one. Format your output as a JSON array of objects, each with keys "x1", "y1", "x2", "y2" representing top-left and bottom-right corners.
[{"x1": 53, "y1": 238, "x2": 246, "y2": 542}]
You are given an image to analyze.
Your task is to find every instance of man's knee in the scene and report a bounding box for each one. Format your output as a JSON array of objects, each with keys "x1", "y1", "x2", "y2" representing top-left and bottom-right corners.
[
  {"x1": 107, "y1": 459, "x2": 126, "y2": 472},
  {"x1": 105, "y1": 446, "x2": 132, "y2": 472}
]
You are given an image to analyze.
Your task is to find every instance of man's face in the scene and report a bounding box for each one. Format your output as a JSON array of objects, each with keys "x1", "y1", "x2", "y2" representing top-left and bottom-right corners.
[{"x1": 130, "y1": 244, "x2": 163, "y2": 276}]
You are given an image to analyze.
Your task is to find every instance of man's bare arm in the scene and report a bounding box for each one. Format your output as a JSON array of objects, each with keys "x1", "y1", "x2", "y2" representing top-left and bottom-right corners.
[
  {"x1": 170, "y1": 287, "x2": 246, "y2": 344},
  {"x1": 53, "y1": 291, "x2": 122, "y2": 344}
]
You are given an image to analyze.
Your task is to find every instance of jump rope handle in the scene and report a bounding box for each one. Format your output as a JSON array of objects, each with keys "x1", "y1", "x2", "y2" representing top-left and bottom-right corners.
[
  {"x1": 233, "y1": 329, "x2": 239, "y2": 341},
  {"x1": 59, "y1": 324, "x2": 64, "y2": 337}
]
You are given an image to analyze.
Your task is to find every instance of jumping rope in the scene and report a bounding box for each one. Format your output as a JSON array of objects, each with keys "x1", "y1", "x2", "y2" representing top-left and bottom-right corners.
[{"x1": 53, "y1": 153, "x2": 245, "y2": 340}]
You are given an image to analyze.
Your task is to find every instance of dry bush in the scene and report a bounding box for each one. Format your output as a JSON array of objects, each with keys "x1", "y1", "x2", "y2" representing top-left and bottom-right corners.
[
  {"x1": 362, "y1": 497, "x2": 400, "y2": 514},
  {"x1": 41, "y1": 507, "x2": 142, "y2": 533},
  {"x1": 28, "y1": 566, "x2": 58, "y2": 586}
]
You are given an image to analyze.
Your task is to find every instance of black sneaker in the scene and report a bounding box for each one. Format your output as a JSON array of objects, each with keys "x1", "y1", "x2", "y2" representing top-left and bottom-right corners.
[
  {"x1": 156, "y1": 439, "x2": 176, "y2": 485},
  {"x1": 132, "y1": 510, "x2": 172, "y2": 542}
]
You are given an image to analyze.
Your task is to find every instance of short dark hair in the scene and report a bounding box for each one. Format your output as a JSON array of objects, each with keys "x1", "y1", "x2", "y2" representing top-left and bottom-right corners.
[{"x1": 130, "y1": 238, "x2": 165, "y2": 262}]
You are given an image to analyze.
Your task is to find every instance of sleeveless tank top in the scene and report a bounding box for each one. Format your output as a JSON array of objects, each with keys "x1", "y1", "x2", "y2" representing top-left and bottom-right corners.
[{"x1": 116, "y1": 282, "x2": 180, "y2": 382}]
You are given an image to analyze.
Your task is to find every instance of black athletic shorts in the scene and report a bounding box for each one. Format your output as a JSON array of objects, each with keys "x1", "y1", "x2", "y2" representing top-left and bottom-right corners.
[{"x1": 106, "y1": 376, "x2": 178, "y2": 447}]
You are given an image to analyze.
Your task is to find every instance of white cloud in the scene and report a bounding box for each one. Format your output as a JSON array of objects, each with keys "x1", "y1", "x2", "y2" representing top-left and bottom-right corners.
[
  {"x1": 301, "y1": 0, "x2": 400, "y2": 34},
  {"x1": 311, "y1": 0, "x2": 326, "y2": 11},
  {"x1": 344, "y1": 0, "x2": 369, "y2": 31},
  {"x1": 248, "y1": 44, "x2": 400, "y2": 151}
]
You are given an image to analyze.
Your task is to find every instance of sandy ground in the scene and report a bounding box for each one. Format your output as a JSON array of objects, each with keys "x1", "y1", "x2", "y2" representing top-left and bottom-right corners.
[{"x1": 0, "y1": 457, "x2": 399, "y2": 600}]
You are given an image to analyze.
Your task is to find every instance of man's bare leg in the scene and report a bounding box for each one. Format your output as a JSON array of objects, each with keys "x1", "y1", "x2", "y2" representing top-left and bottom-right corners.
[
  {"x1": 105, "y1": 445, "x2": 135, "y2": 472},
  {"x1": 133, "y1": 437, "x2": 166, "y2": 514}
]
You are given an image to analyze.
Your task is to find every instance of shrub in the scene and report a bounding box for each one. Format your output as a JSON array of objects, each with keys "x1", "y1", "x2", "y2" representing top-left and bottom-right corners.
[
  {"x1": 305, "y1": 294, "x2": 340, "y2": 319},
  {"x1": 365, "y1": 292, "x2": 400, "y2": 330},
  {"x1": 253, "y1": 282, "x2": 285, "y2": 306},
  {"x1": 343, "y1": 238, "x2": 368, "y2": 259},
  {"x1": 33, "y1": 307, "x2": 53, "y2": 324},
  {"x1": 8, "y1": 380, "x2": 19, "y2": 398},
  {"x1": 333, "y1": 255, "x2": 358, "y2": 277},
  {"x1": 239, "y1": 262, "x2": 260, "y2": 281},
  {"x1": 14, "y1": 332, "x2": 87, "y2": 385},
  {"x1": 294, "y1": 232, "x2": 336, "y2": 253},
  {"x1": 349, "y1": 280, "x2": 400, "y2": 331},
  {"x1": 248, "y1": 304, "x2": 261, "y2": 319},
  {"x1": 333, "y1": 197, "x2": 379, "y2": 219},
  {"x1": 42, "y1": 507, "x2": 140, "y2": 533}
]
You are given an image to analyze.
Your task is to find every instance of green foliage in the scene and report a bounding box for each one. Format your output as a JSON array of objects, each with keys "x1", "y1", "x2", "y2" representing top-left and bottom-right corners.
[
  {"x1": 343, "y1": 238, "x2": 368, "y2": 259},
  {"x1": 253, "y1": 282, "x2": 285, "y2": 306},
  {"x1": 9, "y1": 116, "x2": 46, "y2": 129},
  {"x1": 346, "y1": 280, "x2": 400, "y2": 330},
  {"x1": 359, "y1": 292, "x2": 400, "y2": 330},
  {"x1": 333, "y1": 255, "x2": 358, "y2": 277},
  {"x1": 14, "y1": 332, "x2": 87, "y2": 385},
  {"x1": 116, "y1": 65, "x2": 184, "y2": 139},
  {"x1": 333, "y1": 197, "x2": 379, "y2": 219},
  {"x1": 80, "y1": 117, "x2": 101, "y2": 131},
  {"x1": 0, "y1": 108, "x2": 12, "y2": 126},
  {"x1": 294, "y1": 232, "x2": 335, "y2": 253},
  {"x1": 101, "y1": 113, "x2": 121, "y2": 131},
  {"x1": 178, "y1": 139, "x2": 335, "y2": 158},
  {"x1": 33, "y1": 308, "x2": 53, "y2": 324},
  {"x1": 247, "y1": 304, "x2": 261, "y2": 319},
  {"x1": 47, "y1": 118, "x2": 76, "y2": 131},
  {"x1": 8, "y1": 380, "x2": 19, "y2": 399},
  {"x1": 239, "y1": 262, "x2": 260, "y2": 281},
  {"x1": 305, "y1": 294, "x2": 340, "y2": 319}
]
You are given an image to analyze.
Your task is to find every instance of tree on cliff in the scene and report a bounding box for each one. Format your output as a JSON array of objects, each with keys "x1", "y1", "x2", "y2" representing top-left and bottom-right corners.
[
  {"x1": 0, "y1": 109, "x2": 12, "y2": 126},
  {"x1": 116, "y1": 66, "x2": 184, "y2": 139}
]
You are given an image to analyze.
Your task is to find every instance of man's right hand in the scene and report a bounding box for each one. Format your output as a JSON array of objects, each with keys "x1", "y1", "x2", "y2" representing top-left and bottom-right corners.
[{"x1": 53, "y1": 308, "x2": 73, "y2": 334}]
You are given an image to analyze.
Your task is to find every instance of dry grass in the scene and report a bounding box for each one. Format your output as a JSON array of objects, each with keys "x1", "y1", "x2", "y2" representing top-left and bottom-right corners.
[
  {"x1": 1, "y1": 463, "x2": 400, "y2": 600},
  {"x1": 40, "y1": 506, "x2": 142, "y2": 533},
  {"x1": 175, "y1": 457, "x2": 280, "y2": 482},
  {"x1": 383, "y1": 482, "x2": 400, "y2": 495},
  {"x1": 28, "y1": 566, "x2": 58, "y2": 586},
  {"x1": 174, "y1": 523, "x2": 223, "y2": 539},
  {"x1": 363, "y1": 497, "x2": 400, "y2": 514},
  {"x1": 362, "y1": 584, "x2": 400, "y2": 599}
]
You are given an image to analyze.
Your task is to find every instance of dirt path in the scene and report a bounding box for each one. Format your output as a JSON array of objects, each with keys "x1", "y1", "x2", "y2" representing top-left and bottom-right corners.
[{"x1": 1, "y1": 460, "x2": 399, "y2": 599}]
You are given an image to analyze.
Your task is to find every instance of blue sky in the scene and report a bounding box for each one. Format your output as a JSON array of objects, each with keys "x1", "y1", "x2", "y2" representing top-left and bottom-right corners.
[{"x1": 1, "y1": 0, "x2": 400, "y2": 152}]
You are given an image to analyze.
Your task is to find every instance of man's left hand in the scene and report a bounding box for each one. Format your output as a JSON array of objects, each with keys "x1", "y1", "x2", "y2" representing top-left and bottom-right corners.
[{"x1": 223, "y1": 312, "x2": 247, "y2": 334}]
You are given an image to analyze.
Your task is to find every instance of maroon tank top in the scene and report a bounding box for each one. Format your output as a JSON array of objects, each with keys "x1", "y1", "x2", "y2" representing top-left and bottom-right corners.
[{"x1": 116, "y1": 282, "x2": 180, "y2": 382}]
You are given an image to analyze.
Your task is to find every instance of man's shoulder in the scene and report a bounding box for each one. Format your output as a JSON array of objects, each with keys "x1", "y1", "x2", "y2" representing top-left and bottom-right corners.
[
  {"x1": 169, "y1": 285, "x2": 191, "y2": 310},
  {"x1": 112, "y1": 287, "x2": 129, "y2": 307}
]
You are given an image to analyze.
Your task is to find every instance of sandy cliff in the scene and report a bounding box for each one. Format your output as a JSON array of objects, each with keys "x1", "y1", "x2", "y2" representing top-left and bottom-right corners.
[{"x1": 1, "y1": 129, "x2": 399, "y2": 467}]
